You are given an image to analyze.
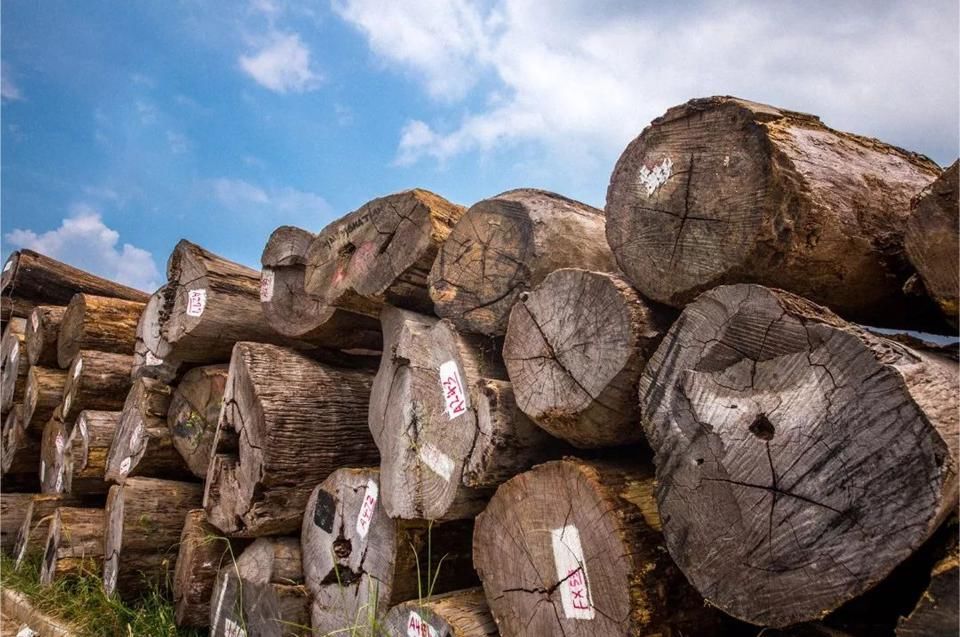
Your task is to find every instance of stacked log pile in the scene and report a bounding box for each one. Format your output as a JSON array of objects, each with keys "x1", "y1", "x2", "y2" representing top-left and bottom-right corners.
[{"x1": 0, "y1": 97, "x2": 957, "y2": 637}]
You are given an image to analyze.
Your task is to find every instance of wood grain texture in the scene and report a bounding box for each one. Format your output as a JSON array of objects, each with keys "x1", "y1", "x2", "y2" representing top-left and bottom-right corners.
[
  {"x1": 167, "y1": 364, "x2": 228, "y2": 478},
  {"x1": 63, "y1": 410, "x2": 120, "y2": 495},
  {"x1": 26, "y1": 306, "x2": 65, "y2": 367},
  {"x1": 56, "y1": 293, "x2": 144, "y2": 368},
  {"x1": 39, "y1": 416, "x2": 69, "y2": 494},
  {"x1": 60, "y1": 350, "x2": 133, "y2": 427},
  {"x1": 1, "y1": 493, "x2": 34, "y2": 554},
  {"x1": 380, "y1": 588, "x2": 498, "y2": 637},
  {"x1": 130, "y1": 283, "x2": 183, "y2": 383},
  {"x1": 13, "y1": 494, "x2": 82, "y2": 570},
  {"x1": 2, "y1": 405, "x2": 39, "y2": 477},
  {"x1": 1, "y1": 321, "x2": 27, "y2": 415},
  {"x1": 23, "y1": 366, "x2": 67, "y2": 434},
  {"x1": 39, "y1": 506, "x2": 104, "y2": 586}
]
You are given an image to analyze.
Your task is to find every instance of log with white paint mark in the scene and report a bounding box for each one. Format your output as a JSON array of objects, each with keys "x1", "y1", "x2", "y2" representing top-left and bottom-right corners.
[
  {"x1": 59, "y1": 350, "x2": 133, "y2": 427},
  {"x1": 380, "y1": 588, "x2": 498, "y2": 637},
  {"x1": 39, "y1": 506, "x2": 104, "y2": 586},
  {"x1": 62, "y1": 410, "x2": 120, "y2": 495},
  {"x1": 23, "y1": 366, "x2": 67, "y2": 435},
  {"x1": 2, "y1": 405, "x2": 40, "y2": 478},
  {"x1": 56, "y1": 293, "x2": 145, "y2": 368},
  {"x1": 166, "y1": 364, "x2": 228, "y2": 478},
  {"x1": 39, "y1": 416, "x2": 69, "y2": 494},
  {"x1": 25, "y1": 306, "x2": 65, "y2": 368},
  {"x1": 1, "y1": 319, "x2": 28, "y2": 415},
  {"x1": 12, "y1": 493, "x2": 82, "y2": 570}
]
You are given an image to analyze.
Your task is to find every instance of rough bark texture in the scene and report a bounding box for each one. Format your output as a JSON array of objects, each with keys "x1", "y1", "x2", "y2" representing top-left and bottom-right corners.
[
  {"x1": 39, "y1": 416, "x2": 70, "y2": 494},
  {"x1": 2, "y1": 405, "x2": 40, "y2": 477},
  {"x1": 56, "y1": 293, "x2": 144, "y2": 368},
  {"x1": 40, "y1": 506, "x2": 104, "y2": 586},
  {"x1": 904, "y1": 160, "x2": 959, "y2": 328},
  {"x1": 429, "y1": 189, "x2": 617, "y2": 336},
  {"x1": 1, "y1": 321, "x2": 27, "y2": 415},
  {"x1": 209, "y1": 537, "x2": 310, "y2": 637},
  {"x1": 60, "y1": 350, "x2": 133, "y2": 427},
  {"x1": 167, "y1": 364, "x2": 228, "y2": 478},
  {"x1": 303, "y1": 189, "x2": 466, "y2": 316},
  {"x1": 260, "y1": 225, "x2": 383, "y2": 349},
  {"x1": 204, "y1": 342, "x2": 379, "y2": 536},
  {"x1": 102, "y1": 477, "x2": 203, "y2": 598},
  {"x1": 503, "y1": 268, "x2": 673, "y2": 448},
  {"x1": 639, "y1": 283, "x2": 959, "y2": 627},
  {"x1": 23, "y1": 366, "x2": 67, "y2": 434},
  {"x1": 1, "y1": 493, "x2": 34, "y2": 553},
  {"x1": 63, "y1": 410, "x2": 120, "y2": 495},
  {"x1": 1, "y1": 296, "x2": 36, "y2": 325},
  {"x1": 474, "y1": 458, "x2": 726, "y2": 636},
  {"x1": 303, "y1": 469, "x2": 477, "y2": 636},
  {"x1": 130, "y1": 284, "x2": 183, "y2": 383},
  {"x1": 13, "y1": 494, "x2": 82, "y2": 569},
  {"x1": 605, "y1": 96, "x2": 944, "y2": 330},
  {"x1": 380, "y1": 588, "x2": 498, "y2": 637},
  {"x1": 26, "y1": 306, "x2": 65, "y2": 367}
]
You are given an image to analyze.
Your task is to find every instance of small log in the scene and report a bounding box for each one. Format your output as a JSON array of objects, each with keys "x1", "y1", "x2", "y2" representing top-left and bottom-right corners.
[
  {"x1": 39, "y1": 506, "x2": 104, "y2": 585},
  {"x1": 503, "y1": 268, "x2": 672, "y2": 448},
  {"x1": 13, "y1": 493, "x2": 82, "y2": 569},
  {"x1": 2, "y1": 405, "x2": 40, "y2": 477},
  {"x1": 380, "y1": 588, "x2": 497, "y2": 637},
  {"x1": 1, "y1": 493, "x2": 34, "y2": 553},
  {"x1": 605, "y1": 96, "x2": 944, "y2": 329},
  {"x1": 260, "y1": 225, "x2": 382, "y2": 349},
  {"x1": 896, "y1": 534, "x2": 959, "y2": 636},
  {"x1": 429, "y1": 189, "x2": 617, "y2": 336},
  {"x1": 130, "y1": 284, "x2": 182, "y2": 382},
  {"x1": 1, "y1": 296, "x2": 35, "y2": 324},
  {"x1": 905, "y1": 160, "x2": 959, "y2": 328},
  {"x1": 303, "y1": 469, "x2": 477, "y2": 635},
  {"x1": 63, "y1": 410, "x2": 120, "y2": 495},
  {"x1": 40, "y1": 415, "x2": 70, "y2": 494},
  {"x1": 56, "y1": 293, "x2": 144, "y2": 368},
  {"x1": 23, "y1": 365, "x2": 68, "y2": 434},
  {"x1": 25, "y1": 305, "x2": 65, "y2": 367},
  {"x1": 209, "y1": 537, "x2": 310, "y2": 637},
  {"x1": 1, "y1": 320, "x2": 27, "y2": 414},
  {"x1": 60, "y1": 350, "x2": 133, "y2": 427},
  {"x1": 639, "y1": 283, "x2": 959, "y2": 627},
  {"x1": 167, "y1": 364, "x2": 228, "y2": 478},
  {"x1": 204, "y1": 342, "x2": 378, "y2": 536},
  {"x1": 102, "y1": 476, "x2": 203, "y2": 597}
]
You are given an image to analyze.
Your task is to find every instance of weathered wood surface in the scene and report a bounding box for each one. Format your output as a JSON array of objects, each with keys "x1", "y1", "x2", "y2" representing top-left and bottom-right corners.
[
  {"x1": 430, "y1": 189, "x2": 617, "y2": 336},
  {"x1": 303, "y1": 469, "x2": 477, "y2": 636},
  {"x1": 503, "y1": 268, "x2": 672, "y2": 448},
  {"x1": 380, "y1": 588, "x2": 498, "y2": 637},
  {"x1": 26, "y1": 305, "x2": 65, "y2": 367},
  {"x1": 102, "y1": 477, "x2": 203, "y2": 597},
  {"x1": 56, "y1": 294, "x2": 144, "y2": 368},
  {"x1": 204, "y1": 342, "x2": 379, "y2": 536},
  {"x1": 39, "y1": 416, "x2": 70, "y2": 494},
  {"x1": 904, "y1": 160, "x2": 959, "y2": 328},
  {"x1": 639, "y1": 283, "x2": 959, "y2": 627},
  {"x1": 23, "y1": 366, "x2": 68, "y2": 434},
  {"x1": 63, "y1": 410, "x2": 120, "y2": 495},
  {"x1": 2, "y1": 405, "x2": 39, "y2": 477},
  {"x1": 1, "y1": 493, "x2": 34, "y2": 554},
  {"x1": 13, "y1": 494, "x2": 82, "y2": 570},
  {"x1": 130, "y1": 284, "x2": 182, "y2": 383},
  {"x1": 39, "y1": 506, "x2": 104, "y2": 586},
  {"x1": 60, "y1": 350, "x2": 133, "y2": 427},
  {"x1": 894, "y1": 518, "x2": 959, "y2": 636},
  {"x1": 166, "y1": 364, "x2": 228, "y2": 478},
  {"x1": 605, "y1": 96, "x2": 944, "y2": 329},
  {"x1": 473, "y1": 458, "x2": 725, "y2": 636},
  {"x1": 1, "y1": 320, "x2": 27, "y2": 415},
  {"x1": 209, "y1": 537, "x2": 310, "y2": 637}
]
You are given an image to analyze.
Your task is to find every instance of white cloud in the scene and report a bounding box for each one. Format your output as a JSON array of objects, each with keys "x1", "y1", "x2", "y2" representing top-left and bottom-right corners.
[
  {"x1": 239, "y1": 32, "x2": 321, "y2": 93},
  {"x1": 209, "y1": 178, "x2": 332, "y2": 217},
  {"x1": 4, "y1": 206, "x2": 161, "y2": 291},
  {"x1": 1, "y1": 63, "x2": 23, "y2": 101}
]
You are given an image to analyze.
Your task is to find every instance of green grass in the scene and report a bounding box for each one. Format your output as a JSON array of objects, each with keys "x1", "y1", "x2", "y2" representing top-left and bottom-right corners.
[{"x1": 0, "y1": 552, "x2": 204, "y2": 637}]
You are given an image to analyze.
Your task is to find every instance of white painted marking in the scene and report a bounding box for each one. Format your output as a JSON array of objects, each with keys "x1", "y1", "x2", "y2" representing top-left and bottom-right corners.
[
  {"x1": 637, "y1": 157, "x2": 673, "y2": 196},
  {"x1": 438, "y1": 360, "x2": 467, "y2": 420},
  {"x1": 79, "y1": 417, "x2": 88, "y2": 439},
  {"x1": 40, "y1": 460, "x2": 46, "y2": 483},
  {"x1": 355, "y1": 479, "x2": 378, "y2": 539},
  {"x1": 55, "y1": 433, "x2": 64, "y2": 453},
  {"x1": 63, "y1": 393, "x2": 72, "y2": 415},
  {"x1": 54, "y1": 469, "x2": 63, "y2": 492},
  {"x1": 104, "y1": 563, "x2": 117, "y2": 594},
  {"x1": 129, "y1": 425, "x2": 143, "y2": 451},
  {"x1": 419, "y1": 443, "x2": 454, "y2": 482},
  {"x1": 212, "y1": 577, "x2": 229, "y2": 633},
  {"x1": 10, "y1": 340, "x2": 18, "y2": 362},
  {"x1": 2, "y1": 260, "x2": 12, "y2": 273},
  {"x1": 145, "y1": 351, "x2": 163, "y2": 366},
  {"x1": 406, "y1": 610, "x2": 440, "y2": 637},
  {"x1": 223, "y1": 618, "x2": 246, "y2": 637},
  {"x1": 119, "y1": 457, "x2": 132, "y2": 475},
  {"x1": 186, "y1": 289, "x2": 207, "y2": 317},
  {"x1": 16, "y1": 628, "x2": 39, "y2": 637},
  {"x1": 551, "y1": 525, "x2": 595, "y2": 620},
  {"x1": 73, "y1": 359, "x2": 83, "y2": 379},
  {"x1": 31, "y1": 312, "x2": 39, "y2": 332},
  {"x1": 260, "y1": 270, "x2": 275, "y2": 302}
]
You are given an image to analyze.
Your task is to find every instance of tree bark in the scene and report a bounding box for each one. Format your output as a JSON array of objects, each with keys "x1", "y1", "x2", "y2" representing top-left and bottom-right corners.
[
  {"x1": 102, "y1": 476, "x2": 203, "y2": 598},
  {"x1": 380, "y1": 588, "x2": 497, "y2": 637},
  {"x1": 40, "y1": 416, "x2": 70, "y2": 494},
  {"x1": 1, "y1": 296, "x2": 36, "y2": 325},
  {"x1": 39, "y1": 506, "x2": 104, "y2": 586},
  {"x1": 12, "y1": 493, "x2": 82, "y2": 569},
  {"x1": 260, "y1": 225, "x2": 382, "y2": 349},
  {"x1": 167, "y1": 364, "x2": 228, "y2": 478},
  {"x1": 474, "y1": 458, "x2": 726, "y2": 636},
  {"x1": 23, "y1": 366, "x2": 68, "y2": 434},
  {"x1": 2, "y1": 405, "x2": 40, "y2": 477},
  {"x1": 1, "y1": 320, "x2": 28, "y2": 415},
  {"x1": 904, "y1": 160, "x2": 959, "y2": 328},
  {"x1": 303, "y1": 469, "x2": 477, "y2": 636},
  {"x1": 209, "y1": 537, "x2": 310, "y2": 637},
  {"x1": 63, "y1": 410, "x2": 120, "y2": 495},
  {"x1": 639, "y1": 283, "x2": 959, "y2": 627},
  {"x1": 60, "y1": 350, "x2": 133, "y2": 427},
  {"x1": 503, "y1": 268, "x2": 673, "y2": 448},
  {"x1": 429, "y1": 189, "x2": 617, "y2": 336},
  {"x1": 1, "y1": 493, "x2": 35, "y2": 553},
  {"x1": 56, "y1": 293, "x2": 144, "y2": 368},
  {"x1": 204, "y1": 343, "x2": 378, "y2": 536},
  {"x1": 26, "y1": 306, "x2": 65, "y2": 367},
  {"x1": 605, "y1": 96, "x2": 945, "y2": 330},
  {"x1": 130, "y1": 284, "x2": 183, "y2": 383}
]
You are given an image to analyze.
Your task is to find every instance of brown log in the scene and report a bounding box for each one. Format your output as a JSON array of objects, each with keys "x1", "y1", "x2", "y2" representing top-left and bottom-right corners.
[
  {"x1": 102, "y1": 476, "x2": 203, "y2": 597},
  {"x1": 1, "y1": 296, "x2": 36, "y2": 324},
  {"x1": 380, "y1": 588, "x2": 497, "y2": 637},
  {"x1": 474, "y1": 458, "x2": 726, "y2": 636},
  {"x1": 63, "y1": 410, "x2": 120, "y2": 495},
  {"x1": 23, "y1": 366, "x2": 67, "y2": 434},
  {"x1": 26, "y1": 305, "x2": 65, "y2": 367},
  {"x1": 503, "y1": 268, "x2": 673, "y2": 448},
  {"x1": 209, "y1": 537, "x2": 310, "y2": 637},
  {"x1": 2, "y1": 405, "x2": 39, "y2": 477},
  {"x1": 56, "y1": 293, "x2": 144, "y2": 368},
  {"x1": 13, "y1": 493, "x2": 82, "y2": 569},
  {"x1": 429, "y1": 189, "x2": 617, "y2": 336},
  {"x1": 167, "y1": 364, "x2": 228, "y2": 478},
  {"x1": 904, "y1": 160, "x2": 959, "y2": 328},
  {"x1": 1, "y1": 320, "x2": 28, "y2": 414},
  {"x1": 260, "y1": 225, "x2": 382, "y2": 349},
  {"x1": 130, "y1": 284, "x2": 183, "y2": 382},
  {"x1": 39, "y1": 506, "x2": 104, "y2": 585},
  {"x1": 39, "y1": 415, "x2": 69, "y2": 494},
  {"x1": 1, "y1": 493, "x2": 34, "y2": 553},
  {"x1": 303, "y1": 468, "x2": 477, "y2": 635},
  {"x1": 605, "y1": 96, "x2": 944, "y2": 330},
  {"x1": 60, "y1": 350, "x2": 133, "y2": 426},
  {"x1": 204, "y1": 342, "x2": 378, "y2": 536},
  {"x1": 104, "y1": 377, "x2": 192, "y2": 484},
  {"x1": 638, "y1": 283, "x2": 959, "y2": 627}
]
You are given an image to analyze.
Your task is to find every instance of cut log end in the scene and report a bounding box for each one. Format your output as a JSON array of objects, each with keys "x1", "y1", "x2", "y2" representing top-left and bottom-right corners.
[
  {"x1": 26, "y1": 306, "x2": 65, "y2": 367},
  {"x1": 167, "y1": 364, "x2": 228, "y2": 478},
  {"x1": 56, "y1": 293, "x2": 144, "y2": 368},
  {"x1": 40, "y1": 507, "x2": 104, "y2": 587},
  {"x1": 380, "y1": 588, "x2": 498, "y2": 637}
]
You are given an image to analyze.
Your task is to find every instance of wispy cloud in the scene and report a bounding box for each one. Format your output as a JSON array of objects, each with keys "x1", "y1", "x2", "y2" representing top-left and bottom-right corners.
[
  {"x1": 239, "y1": 32, "x2": 321, "y2": 94},
  {"x1": 1, "y1": 63, "x2": 23, "y2": 102},
  {"x1": 209, "y1": 177, "x2": 332, "y2": 217}
]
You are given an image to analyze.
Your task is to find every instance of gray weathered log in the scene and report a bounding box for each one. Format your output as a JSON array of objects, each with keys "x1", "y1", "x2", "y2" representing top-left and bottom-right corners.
[
  {"x1": 26, "y1": 306, "x2": 65, "y2": 367},
  {"x1": 130, "y1": 284, "x2": 183, "y2": 383},
  {"x1": 380, "y1": 588, "x2": 497, "y2": 637},
  {"x1": 1, "y1": 319, "x2": 27, "y2": 415},
  {"x1": 167, "y1": 364, "x2": 228, "y2": 478},
  {"x1": 40, "y1": 506, "x2": 104, "y2": 586},
  {"x1": 39, "y1": 415, "x2": 70, "y2": 494},
  {"x1": 2, "y1": 405, "x2": 39, "y2": 477},
  {"x1": 60, "y1": 350, "x2": 133, "y2": 427},
  {"x1": 63, "y1": 410, "x2": 120, "y2": 495},
  {"x1": 56, "y1": 293, "x2": 144, "y2": 368}
]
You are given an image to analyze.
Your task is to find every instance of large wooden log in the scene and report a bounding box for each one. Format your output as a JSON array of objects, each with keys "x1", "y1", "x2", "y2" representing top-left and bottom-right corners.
[
  {"x1": 209, "y1": 537, "x2": 310, "y2": 637},
  {"x1": 40, "y1": 415, "x2": 70, "y2": 494},
  {"x1": 503, "y1": 268, "x2": 672, "y2": 448},
  {"x1": 23, "y1": 366, "x2": 67, "y2": 434},
  {"x1": 13, "y1": 494, "x2": 82, "y2": 569},
  {"x1": 1, "y1": 319, "x2": 28, "y2": 414},
  {"x1": 204, "y1": 342, "x2": 378, "y2": 536},
  {"x1": 380, "y1": 588, "x2": 497, "y2": 637},
  {"x1": 1, "y1": 296, "x2": 35, "y2": 325},
  {"x1": 39, "y1": 506, "x2": 104, "y2": 585},
  {"x1": 1, "y1": 493, "x2": 34, "y2": 553},
  {"x1": 130, "y1": 284, "x2": 182, "y2": 382},
  {"x1": 429, "y1": 189, "x2": 617, "y2": 336},
  {"x1": 605, "y1": 96, "x2": 944, "y2": 329},
  {"x1": 60, "y1": 350, "x2": 133, "y2": 426},
  {"x1": 166, "y1": 364, "x2": 228, "y2": 478},
  {"x1": 56, "y1": 293, "x2": 144, "y2": 368},
  {"x1": 639, "y1": 283, "x2": 959, "y2": 627},
  {"x1": 260, "y1": 225, "x2": 382, "y2": 349},
  {"x1": 474, "y1": 458, "x2": 726, "y2": 636},
  {"x1": 63, "y1": 410, "x2": 120, "y2": 495},
  {"x1": 25, "y1": 305, "x2": 65, "y2": 367},
  {"x1": 904, "y1": 160, "x2": 959, "y2": 328},
  {"x1": 303, "y1": 469, "x2": 477, "y2": 635},
  {"x1": 102, "y1": 477, "x2": 203, "y2": 597},
  {"x1": 2, "y1": 405, "x2": 39, "y2": 477}
]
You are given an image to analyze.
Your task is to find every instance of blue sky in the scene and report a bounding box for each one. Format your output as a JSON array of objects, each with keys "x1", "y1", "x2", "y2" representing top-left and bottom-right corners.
[{"x1": 2, "y1": 0, "x2": 958, "y2": 291}]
